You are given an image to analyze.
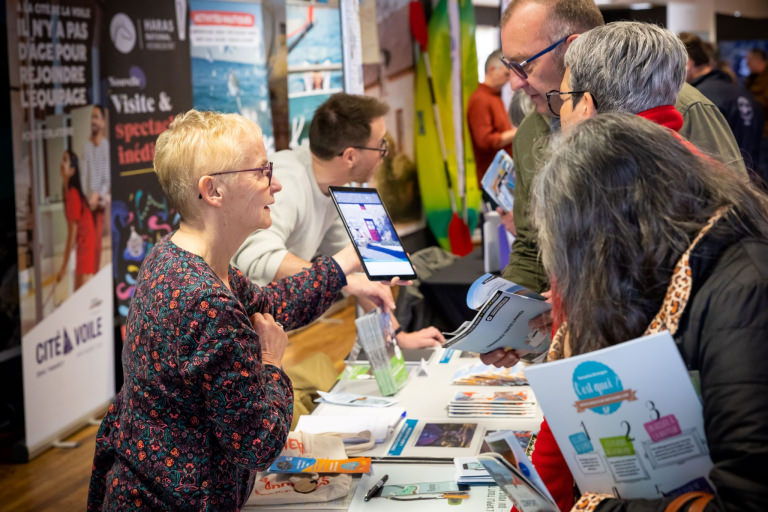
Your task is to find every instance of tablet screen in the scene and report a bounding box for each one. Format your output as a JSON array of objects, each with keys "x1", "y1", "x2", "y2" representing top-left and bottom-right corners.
[{"x1": 329, "y1": 187, "x2": 417, "y2": 280}]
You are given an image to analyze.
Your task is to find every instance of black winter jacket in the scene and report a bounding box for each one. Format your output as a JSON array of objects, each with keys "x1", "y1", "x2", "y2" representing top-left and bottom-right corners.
[
  {"x1": 691, "y1": 70, "x2": 765, "y2": 177},
  {"x1": 598, "y1": 221, "x2": 768, "y2": 511}
]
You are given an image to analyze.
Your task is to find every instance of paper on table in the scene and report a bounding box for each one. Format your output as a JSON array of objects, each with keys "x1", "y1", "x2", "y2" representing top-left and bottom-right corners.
[
  {"x1": 315, "y1": 391, "x2": 398, "y2": 407},
  {"x1": 296, "y1": 407, "x2": 406, "y2": 443}
]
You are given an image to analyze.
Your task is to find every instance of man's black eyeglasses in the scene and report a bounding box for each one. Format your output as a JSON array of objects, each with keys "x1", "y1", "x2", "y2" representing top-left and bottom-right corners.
[
  {"x1": 499, "y1": 36, "x2": 569, "y2": 80},
  {"x1": 198, "y1": 162, "x2": 273, "y2": 198},
  {"x1": 337, "y1": 138, "x2": 389, "y2": 158},
  {"x1": 545, "y1": 89, "x2": 596, "y2": 117}
]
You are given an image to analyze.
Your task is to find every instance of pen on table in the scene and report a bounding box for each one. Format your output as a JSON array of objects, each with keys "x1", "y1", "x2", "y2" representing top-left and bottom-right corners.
[{"x1": 363, "y1": 474, "x2": 388, "y2": 501}]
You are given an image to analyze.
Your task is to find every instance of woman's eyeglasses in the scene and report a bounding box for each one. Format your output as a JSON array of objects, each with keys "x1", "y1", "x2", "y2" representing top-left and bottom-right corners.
[
  {"x1": 198, "y1": 162, "x2": 273, "y2": 198},
  {"x1": 337, "y1": 138, "x2": 389, "y2": 159},
  {"x1": 545, "y1": 90, "x2": 596, "y2": 117},
  {"x1": 499, "y1": 36, "x2": 570, "y2": 80}
]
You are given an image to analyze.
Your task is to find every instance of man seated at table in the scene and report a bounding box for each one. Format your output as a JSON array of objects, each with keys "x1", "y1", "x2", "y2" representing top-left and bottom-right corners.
[{"x1": 233, "y1": 93, "x2": 444, "y2": 349}]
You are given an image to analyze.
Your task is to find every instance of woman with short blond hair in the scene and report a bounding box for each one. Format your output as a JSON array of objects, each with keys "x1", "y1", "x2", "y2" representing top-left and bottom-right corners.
[{"x1": 88, "y1": 110, "x2": 383, "y2": 511}]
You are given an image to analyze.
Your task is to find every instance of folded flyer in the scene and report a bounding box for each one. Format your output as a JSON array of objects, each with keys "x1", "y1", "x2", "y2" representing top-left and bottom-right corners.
[
  {"x1": 443, "y1": 274, "x2": 551, "y2": 354},
  {"x1": 481, "y1": 149, "x2": 516, "y2": 211},
  {"x1": 477, "y1": 429, "x2": 557, "y2": 511},
  {"x1": 525, "y1": 331, "x2": 715, "y2": 499},
  {"x1": 268, "y1": 455, "x2": 371, "y2": 474}
]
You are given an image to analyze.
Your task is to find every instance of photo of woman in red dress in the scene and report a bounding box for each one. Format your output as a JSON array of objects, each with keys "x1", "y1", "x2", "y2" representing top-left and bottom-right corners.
[{"x1": 55, "y1": 149, "x2": 98, "y2": 291}]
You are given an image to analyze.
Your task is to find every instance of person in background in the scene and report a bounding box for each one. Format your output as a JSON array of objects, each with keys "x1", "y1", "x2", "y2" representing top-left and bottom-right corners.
[
  {"x1": 467, "y1": 50, "x2": 517, "y2": 193},
  {"x1": 681, "y1": 33, "x2": 764, "y2": 178},
  {"x1": 746, "y1": 48, "x2": 768, "y2": 180},
  {"x1": 531, "y1": 113, "x2": 768, "y2": 511},
  {"x1": 700, "y1": 40, "x2": 739, "y2": 84},
  {"x1": 80, "y1": 104, "x2": 110, "y2": 269},
  {"x1": 87, "y1": 110, "x2": 392, "y2": 511},
  {"x1": 233, "y1": 93, "x2": 444, "y2": 350},
  {"x1": 55, "y1": 149, "x2": 97, "y2": 290}
]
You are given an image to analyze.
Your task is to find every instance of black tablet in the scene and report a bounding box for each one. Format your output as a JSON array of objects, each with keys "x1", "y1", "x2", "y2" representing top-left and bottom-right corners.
[{"x1": 329, "y1": 186, "x2": 418, "y2": 281}]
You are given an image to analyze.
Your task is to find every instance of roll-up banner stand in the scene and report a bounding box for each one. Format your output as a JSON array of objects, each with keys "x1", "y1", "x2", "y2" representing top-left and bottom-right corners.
[
  {"x1": 189, "y1": 0, "x2": 274, "y2": 153},
  {"x1": 286, "y1": 0, "x2": 344, "y2": 149},
  {"x1": 5, "y1": 0, "x2": 115, "y2": 460},
  {"x1": 340, "y1": 0, "x2": 363, "y2": 95},
  {"x1": 103, "y1": 0, "x2": 191, "y2": 325}
]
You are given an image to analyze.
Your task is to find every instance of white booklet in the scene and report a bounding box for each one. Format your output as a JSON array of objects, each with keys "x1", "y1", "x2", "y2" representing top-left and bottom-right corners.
[
  {"x1": 525, "y1": 331, "x2": 715, "y2": 499},
  {"x1": 442, "y1": 274, "x2": 551, "y2": 354}
]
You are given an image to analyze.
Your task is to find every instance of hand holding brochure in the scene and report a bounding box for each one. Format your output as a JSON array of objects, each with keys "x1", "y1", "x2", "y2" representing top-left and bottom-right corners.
[
  {"x1": 481, "y1": 150, "x2": 516, "y2": 211},
  {"x1": 525, "y1": 332, "x2": 715, "y2": 500},
  {"x1": 443, "y1": 274, "x2": 551, "y2": 354}
]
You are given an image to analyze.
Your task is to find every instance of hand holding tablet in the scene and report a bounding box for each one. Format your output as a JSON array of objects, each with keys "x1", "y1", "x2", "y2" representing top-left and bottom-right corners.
[{"x1": 329, "y1": 186, "x2": 418, "y2": 282}]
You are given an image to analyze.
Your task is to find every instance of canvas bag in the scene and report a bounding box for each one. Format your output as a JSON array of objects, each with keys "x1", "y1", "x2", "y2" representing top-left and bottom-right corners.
[{"x1": 245, "y1": 430, "x2": 352, "y2": 506}]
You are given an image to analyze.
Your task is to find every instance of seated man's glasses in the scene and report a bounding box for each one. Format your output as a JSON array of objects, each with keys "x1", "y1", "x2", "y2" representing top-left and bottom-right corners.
[
  {"x1": 499, "y1": 36, "x2": 570, "y2": 80},
  {"x1": 545, "y1": 90, "x2": 597, "y2": 117},
  {"x1": 198, "y1": 162, "x2": 273, "y2": 198},
  {"x1": 337, "y1": 138, "x2": 389, "y2": 159}
]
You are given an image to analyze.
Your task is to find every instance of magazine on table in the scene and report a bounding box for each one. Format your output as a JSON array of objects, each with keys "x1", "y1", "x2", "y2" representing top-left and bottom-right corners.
[
  {"x1": 525, "y1": 331, "x2": 715, "y2": 499},
  {"x1": 477, "y1": 430, "x2": 558, "y2": 511},
  {"x1": 481, "y1": 149, "x2": 516, "y2": 212},
  {"x1": 448, "y1": 389, "x2": 538, "y2": 418},
  {"x1": 442, "y1": 274, "x2": 551, "y2": 354},
  {"x1": 382, "y1": 418, "x2": 488, "y2": 461},
  {"x1": 450, "y1": 361, "x2": 529, "y2": 386}
]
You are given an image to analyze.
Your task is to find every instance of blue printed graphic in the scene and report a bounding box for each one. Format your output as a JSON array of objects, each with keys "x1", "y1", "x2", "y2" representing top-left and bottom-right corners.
[
  {"x1": 439, "y1": 349, "x2": 455, "y2": 364},
  {"x1": 388, "y1": 419, "x2": 418, "y2": 456},
  {"x1": 572, "y1": 361, "x2": 624, "y2": 415},
  {"x1": 569, "y1": 432, "x2": 594, "y2": 454}
]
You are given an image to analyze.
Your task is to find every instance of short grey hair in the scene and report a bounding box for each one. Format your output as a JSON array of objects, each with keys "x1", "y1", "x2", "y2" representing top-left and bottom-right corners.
[
  {"x1": 485, "y1": 50, "x2": 504, "y2": 72},
  {"x1": 565, "y1": 22, "x2": 687, "y2": 114}
]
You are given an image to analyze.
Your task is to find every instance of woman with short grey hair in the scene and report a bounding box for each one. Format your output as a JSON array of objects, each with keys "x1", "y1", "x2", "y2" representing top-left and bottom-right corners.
[
  {"x1": 530, "y1": 113, "x2": 768, "y2": 510},
  {"x1": 563, "y1": 21, "x2": 687, "y2": 115}
]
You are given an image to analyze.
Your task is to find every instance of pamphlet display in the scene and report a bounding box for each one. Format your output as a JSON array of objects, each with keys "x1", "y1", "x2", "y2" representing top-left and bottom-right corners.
[
  {"x1": 354, "y1": 309, "x2": 409, "y2": 396},
  {"x1": 525, "y1": 332, "x2": 715, "y2": 499},
  {"x1": 443, "y1": 274, "x2": 551, "y2": 354},
  {"x1": 448, "y1": 389, "x2": 538, "y2": 418}
]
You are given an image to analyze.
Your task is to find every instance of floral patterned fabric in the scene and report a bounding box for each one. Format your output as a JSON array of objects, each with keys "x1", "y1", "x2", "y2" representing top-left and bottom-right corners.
[{"x1": 87, "y1": 235, "x2": 346, "y2": 511}]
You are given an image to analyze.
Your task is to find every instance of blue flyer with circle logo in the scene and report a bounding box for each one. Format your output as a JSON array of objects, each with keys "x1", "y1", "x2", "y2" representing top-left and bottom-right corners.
[{"x1": 525, "y1": 332, "x2": 714, "y2": 499}]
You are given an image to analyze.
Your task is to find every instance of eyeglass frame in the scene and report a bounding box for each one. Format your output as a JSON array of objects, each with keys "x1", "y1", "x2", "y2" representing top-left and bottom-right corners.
[
  {"x1": 198, "y1": 162, "x2": 274, "y2": 199},
  {"x1": 545, "y1": 89, "x2": 597, "y2": 118},
  {"x1": 499, "y1": 35, "x2": 570, "y2": 80},
  {"x1": 337, "y1": 138, "x2": 389, "y2": 158}
]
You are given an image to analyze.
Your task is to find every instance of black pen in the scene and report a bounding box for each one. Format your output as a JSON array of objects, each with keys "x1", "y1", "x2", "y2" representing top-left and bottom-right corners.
[{"x1": 363, "y1": 474, "x2": 388, "y2": 501}]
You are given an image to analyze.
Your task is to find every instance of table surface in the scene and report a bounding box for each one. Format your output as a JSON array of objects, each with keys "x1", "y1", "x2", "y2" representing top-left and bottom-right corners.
[{"x1": 297, "y1": 348, "x2": 542, "y2": 510}]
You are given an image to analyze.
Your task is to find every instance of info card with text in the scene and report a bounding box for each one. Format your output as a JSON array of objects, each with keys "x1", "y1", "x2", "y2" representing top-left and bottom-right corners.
[{"x1": 525, "y1": 332, "x2": 714, "y2": 499}]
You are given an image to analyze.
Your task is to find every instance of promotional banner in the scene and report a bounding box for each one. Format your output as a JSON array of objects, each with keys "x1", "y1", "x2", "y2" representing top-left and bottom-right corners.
[
  {"x1": 102, "y1": 0, "x2": 192, "y2": 322},
  {"x1": 286, "y1": 0, "x2": 344, "y2": 148},
  {"x1": 6, "y1": 0, "x2": 115, "y2": 455},
  {"x1": 190, "y1": 0, "x2": 275, "y2": 153}
]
